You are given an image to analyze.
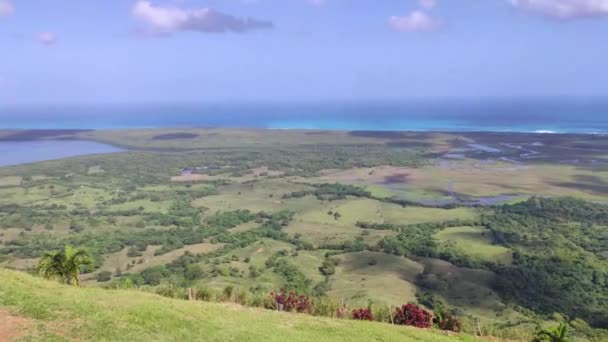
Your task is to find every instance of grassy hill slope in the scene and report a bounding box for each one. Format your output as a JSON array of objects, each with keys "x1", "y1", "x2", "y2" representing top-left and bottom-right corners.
[{"x1": 0, "y1": 269, "x2": 476, "y2": 342}]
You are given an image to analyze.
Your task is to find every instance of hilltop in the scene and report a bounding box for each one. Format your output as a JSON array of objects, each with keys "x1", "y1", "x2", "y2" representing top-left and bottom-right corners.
[{"x1": 0, "y1": 268, "x2": 476, "y2": 342}]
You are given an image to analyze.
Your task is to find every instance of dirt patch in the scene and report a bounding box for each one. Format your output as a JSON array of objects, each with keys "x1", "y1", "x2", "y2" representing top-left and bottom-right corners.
[
  {"x1": 255, "y1": 247, "x2": 265, "y2": 253},
  {"x1": 0, "y1": 309, "x2": 33, "y2": 342}
]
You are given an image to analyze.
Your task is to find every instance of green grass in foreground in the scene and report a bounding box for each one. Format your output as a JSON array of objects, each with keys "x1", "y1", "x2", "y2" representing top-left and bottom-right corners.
[{"x1": 0, "y1": 269, "x2": 477, "y2": 342}]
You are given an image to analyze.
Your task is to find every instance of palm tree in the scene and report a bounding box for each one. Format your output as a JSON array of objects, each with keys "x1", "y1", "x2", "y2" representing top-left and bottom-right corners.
[
  {"x1": 533, "y1": 323, "x2": 570, "y2": 342},
  {"x1": 37, "y1": 245, "x2": 92, "y2": 287}
]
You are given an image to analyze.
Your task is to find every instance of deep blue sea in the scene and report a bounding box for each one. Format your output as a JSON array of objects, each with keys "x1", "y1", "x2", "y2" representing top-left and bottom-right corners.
[{"x1": 1, "y1": 98, "x2": 608, "y2": 133}]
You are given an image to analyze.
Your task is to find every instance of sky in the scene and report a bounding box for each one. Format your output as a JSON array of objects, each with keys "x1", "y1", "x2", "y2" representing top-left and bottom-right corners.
[{"x1": 1, "y1": 0, "x2": 608, "y2": 105}]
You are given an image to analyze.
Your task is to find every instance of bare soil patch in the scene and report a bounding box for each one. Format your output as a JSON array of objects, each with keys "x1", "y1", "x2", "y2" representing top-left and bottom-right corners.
[{"x1": 0, "y1": 309, "x2": 32, "y2": 342}]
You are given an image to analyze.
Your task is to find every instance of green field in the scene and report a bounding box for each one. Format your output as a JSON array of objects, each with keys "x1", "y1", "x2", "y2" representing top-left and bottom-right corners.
[
  {"x1": 434, "y1": 226, "x2": 513, "y2": 264},
  {"x1": 328, "y1": 252, "x2": 424, "y2": 306},
  {"x1": 0, "y1": 269, "x2": 477, "y2": 342}
]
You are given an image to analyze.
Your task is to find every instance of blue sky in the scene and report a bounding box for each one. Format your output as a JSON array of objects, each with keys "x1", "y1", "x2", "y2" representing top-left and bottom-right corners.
[{"x1": 1, "y1": 0, "x2": 607, "y2": 104}]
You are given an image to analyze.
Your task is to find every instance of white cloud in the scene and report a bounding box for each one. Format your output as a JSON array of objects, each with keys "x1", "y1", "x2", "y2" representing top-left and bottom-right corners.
[
  {"x1": 132, "y1": 1, "x2": 273, "y2": 35},
  {"x1": 389, "y1": 10, "x2": 437, "y2": 32},
  {"x1": 420, "y1": 0, "x2": 436, "y2": 11},
  {"x1": 510, "y1": 0, "x2": 608, "y2": 19},
  {"x1": 308, "y1": 0, "x2": 327, "y2": 5},
  {"x1": 38, "y1": 32, "x2": 58, "y2": 45},
  {"x1": 0, "y1": 0, "x2": 14, "y2": 17}
]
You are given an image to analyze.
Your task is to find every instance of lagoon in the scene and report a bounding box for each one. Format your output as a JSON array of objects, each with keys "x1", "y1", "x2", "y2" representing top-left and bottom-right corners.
[{"x1": 0, "y1": 141, "x2": 123, "y2": 167}]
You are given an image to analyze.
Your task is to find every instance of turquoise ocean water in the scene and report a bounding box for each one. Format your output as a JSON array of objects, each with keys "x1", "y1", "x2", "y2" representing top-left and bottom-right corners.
[{"x1": 1, "y1": 99, "x2": 608, "y2": 133}]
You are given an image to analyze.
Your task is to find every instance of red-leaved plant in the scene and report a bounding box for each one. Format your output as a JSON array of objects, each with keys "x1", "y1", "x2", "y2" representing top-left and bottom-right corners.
[
  {"x1": 269, "y1": 290, "x2": 312, "y2": 313},
  {"x1": 434, "y1": 314, "x2": 461, "y2": 332},
  {"x1": 432, "y1": 304, "x2": 461, "y2": 332},
  {"x1": 393, "y1": 303, "x2": 432, "y2": 328},
  {"x1": 352, "y1": 308, "x2": 374, "y2": 321}
]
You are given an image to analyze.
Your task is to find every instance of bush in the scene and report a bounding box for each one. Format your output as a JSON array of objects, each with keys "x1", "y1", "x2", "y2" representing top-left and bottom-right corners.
[
  {"x1": 393, "y1": 304, "x2": 432, "y2": 328},
  {"x1": 156, "y1": 286, "x2": 184, "y2": 299},
  {"x1": 352, "y1": 308, "x2": 374, "y2": 321},
  {"x1": 223, "y1": 285, "x2": 234, "y2": 301},
  {"x1": 246, "y1": 292, "x2": 271, "y2": 308},
  {"x1": 433, "y1": 304, "x2": 461, "y2": 332},
  {"x1": 372, "y1": 306, "x2": 393, "y2": 323},
  {"x1": 194, "y1": 286, "x2": 215, "y2": 301},
  {"x1": 270, "y1": 290, "x2": 312, "y2": 313},
  {"x1": 127, "y1": 246, "x2": 143, "y2": 258},
  {"x1": 96, "y1": 271, "x2": 112, "y2": 282},
  {"x1": 234, "y1": 289, "x2": 249, "y2": 304},
  {"x1": 319, "y1": 260, "x2": 335, "y2": 276},
  {"x1": 434, "y1": 314, "x2": 461, "y2": 332},
  {"x1": 313, "y1": 280, "x2": 331, "y2": 296},
  {"x1": 311, "y1": 297, "x2": 339, "y2": 317}
]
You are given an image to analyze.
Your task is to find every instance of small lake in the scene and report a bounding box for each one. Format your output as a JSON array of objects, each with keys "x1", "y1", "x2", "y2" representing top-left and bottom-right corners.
[{"x1": 0, "y1": 140, "x2": 124, "y2": 167}]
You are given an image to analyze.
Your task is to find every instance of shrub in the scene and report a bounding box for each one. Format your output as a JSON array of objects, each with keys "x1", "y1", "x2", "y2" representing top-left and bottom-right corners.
[
  {"x1": 127, "y1": 246, "x2": 143, "y2": 258},
  {"x1": 223, "y1": 285, "x2": 234, "y2": 301},
  {"x1": 96, "y1": 271, "x2": 112, "y2": 282},
  {"x1": 156, "y1": 286, "x2": 184, "y2": 299},
  {"x1": 372, "y1": 306, "x2": 393, "y2": 323},
  {"x1": 393, "y1": 303, "x2": 432, "y2": 328},
  {"x1": 311, "y1": 297, "x2": 339, "y2": 317},
  {"x1": 319, "y1": 260, "x2": 335, "y2": 276},
  {"x1": 313, "y1": 280, "x2": 331, "y2": 296},
  {"x1": 270, "y1": 290, "x2": 312, "y2": 313},
  {"x1": 433, "y1": 304, "x2": 461, "y2": 332},
  {"x1": 194, "y1": 286, "x2": 215, "y2": 301},
  {"x1": 352, "y1": 308, "x2": 374, "y2": 321},
  {"x1": 234, "y1": 289, "x2": 249, "y2": 304},
  {"x1": 247, "y1": 292, "x2": 271, "y2": 308},
  {"x1": 434, "y1": 314, "x2": 461, "y2": 332}
]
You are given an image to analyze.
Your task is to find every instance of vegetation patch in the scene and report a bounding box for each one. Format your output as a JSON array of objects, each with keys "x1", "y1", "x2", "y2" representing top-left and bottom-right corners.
[
  {"x1": 151, "y1": 132, "x2": 200, "y2": 140},
  {"x1": 434, "y1": 226, "x2": 513, "y2": 264}
]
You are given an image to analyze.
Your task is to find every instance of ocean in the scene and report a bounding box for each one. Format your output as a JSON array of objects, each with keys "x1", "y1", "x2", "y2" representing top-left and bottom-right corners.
[{"x1": 1, "y1": 98, "x2": 608, "y2": 133}]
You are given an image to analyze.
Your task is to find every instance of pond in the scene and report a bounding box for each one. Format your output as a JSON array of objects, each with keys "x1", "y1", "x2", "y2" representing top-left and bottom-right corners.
[{"x1": 0, "y1": 140, "x2": 124, "y2": 167}]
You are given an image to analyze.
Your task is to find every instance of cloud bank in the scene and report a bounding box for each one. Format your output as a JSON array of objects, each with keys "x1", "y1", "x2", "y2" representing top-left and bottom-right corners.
[
  {"x1": 38, "y1": 32, "x2": 58, "y2": 45},
  {"x1": 132, "y1": 1, "x2": 273, "y2": 35},
  {"x1": 0, "y1": 0, "x2": 14, "y2": 17},
  {"x1": 510, "y1": 0, "x2": 608, "y2": 19},
  {"x1": 389, "y1": 10, "x2": 437, "y2": 32}
]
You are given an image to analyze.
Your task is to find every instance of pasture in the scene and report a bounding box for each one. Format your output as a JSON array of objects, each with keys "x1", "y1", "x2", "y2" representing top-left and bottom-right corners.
[{"x1": 434, "y1": 226, "x2": 513, "y2": 264}]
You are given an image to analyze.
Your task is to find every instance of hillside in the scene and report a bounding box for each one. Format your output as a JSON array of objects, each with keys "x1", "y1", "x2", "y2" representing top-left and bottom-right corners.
[{"x1": 0, "y1": 269, "x2": 476, "y2": 342}]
